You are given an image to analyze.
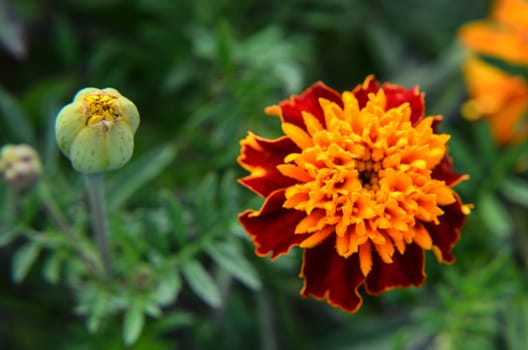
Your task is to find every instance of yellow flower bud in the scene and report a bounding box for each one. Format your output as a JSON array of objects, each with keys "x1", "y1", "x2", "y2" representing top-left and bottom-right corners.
[
  {"x1": 55, "y1": 88, "x2": 140, "y2": 173},
  {"x1": 0, "y1": 144, "x2": 42, "y2": 190}
]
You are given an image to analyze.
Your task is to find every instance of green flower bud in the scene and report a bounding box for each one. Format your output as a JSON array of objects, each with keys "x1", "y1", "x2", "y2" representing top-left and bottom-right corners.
[
  {"x1": 0, "y1": 144, "x2": 42, "y2": 190},
  {"x1": 55, "y1": 87, "x2": 140, "y2": 174}
]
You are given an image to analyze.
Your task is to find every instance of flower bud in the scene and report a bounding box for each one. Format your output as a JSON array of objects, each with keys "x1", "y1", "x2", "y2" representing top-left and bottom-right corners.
[
  {"x1": 55, "y1": 88, "x2": 140, "y2": 173},
  {"x1": 0, "y1": 144, "x2": 42, "y2": 190}
]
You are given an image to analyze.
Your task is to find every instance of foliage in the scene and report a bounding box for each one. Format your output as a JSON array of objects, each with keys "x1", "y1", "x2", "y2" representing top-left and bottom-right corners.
[{"x1": 2, "y1": 0, "x2": 528, "y2": 349}]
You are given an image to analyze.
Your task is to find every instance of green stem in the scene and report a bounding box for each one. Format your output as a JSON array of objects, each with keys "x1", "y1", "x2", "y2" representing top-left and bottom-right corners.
[
  {"x1": 85, "y1": 173, "x2": 112, "y2": 278},
  {"x1": 38, "y1": 181, "x2": 99, "y2": 276},
  {"x1": 5, "y1": 186, "x2": 16, "y2": 225}
]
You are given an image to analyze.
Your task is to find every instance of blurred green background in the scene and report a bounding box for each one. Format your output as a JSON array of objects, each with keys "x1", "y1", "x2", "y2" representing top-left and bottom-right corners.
[{"x1": 3, "y1": 0, "x2": 528, "y2": 349}]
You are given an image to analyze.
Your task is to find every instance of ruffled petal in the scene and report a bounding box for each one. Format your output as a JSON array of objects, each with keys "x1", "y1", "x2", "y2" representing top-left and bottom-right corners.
[
  {"x1": 365, "y1": 242, "x2": 426, "y2": 295},
  {"x1": 431, "y1": 155, "x2": 469, "y2": 187},
  {"x1": 423, "y1": 195, "x2": 466, "y2": 263},
  {"x1": 352, "y1": 75, "x2": 425, "y2": 124},
  {"x1": 351, "y1": 75, "x2": 381, "y2": 109},
  {"x1": 238, "y1": 133, "x2": 299, "y2": 197},
  {"x1": 267, "y1": 82, "x2": 342, "y2": 130},
  {"x1": 239, "y1": 189, "x2": 305, "y2": 259},
  {"x1": 300, "y1": 237, "x2": 366, "y2": 312}
]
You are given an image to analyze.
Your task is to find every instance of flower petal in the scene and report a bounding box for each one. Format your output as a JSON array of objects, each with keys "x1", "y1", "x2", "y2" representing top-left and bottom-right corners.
[
  {"x1": 365, "y1": 242, "x2": 426, "y2": 295},
  {"x1": 459, "y1": 21, "x2": 528, "y2": 66},
  {"x1": 423, "y1": 195, "x2": 466, "y2": 263},
  {"x1": 238, "y1": 133, "x2": 299, "y2": 197},
  {"x1": 267, "y1": 82, "x2": 342, "y2": 130},
  {"x1": 238, "y1": 190, "x2": 305, "y2": 259},
  {"x1": 431, "y1": 155, "x2": 469, "y2": 187},
  {"x1": 352, "y1": 75, "x2": 425, "y2": 124},
  {"x1": 300, "y1": 237, "x2": 366, "y2": 312}
]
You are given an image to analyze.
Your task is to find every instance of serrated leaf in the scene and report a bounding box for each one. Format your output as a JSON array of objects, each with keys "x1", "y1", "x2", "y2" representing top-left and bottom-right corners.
[
  {"x1": 206, "y1": 243, "x2": 261, "y2": 290},
  {"x1": 194, "y1": 173, "x2": 218, "y2": 229},
  {"x1": 156, "y1": 270, "x2": 182, "y2": 306},
  {"x1": 123, "y1": 303, "x2": 145, "y2": 346},
  {"x1": 106, "y1": 143, "x2": 177, "y2": 210},
  {"x1": 219, "y1": 170, "x2": 239, "y2": 216},
  {"x1": 12, "y1": 242, "x2": 40, "y2": 283},
  {"x1": 161, "y1": 190, "x2": 188, "y2": 247},
  {"x1": 181, "y1": 259, "x2": 221, "y2": 308}
]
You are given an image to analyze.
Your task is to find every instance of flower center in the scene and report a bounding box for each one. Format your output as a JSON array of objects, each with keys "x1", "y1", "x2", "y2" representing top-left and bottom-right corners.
[
  {"x1": 356, "y1": 159, "x2": 381, "y2": 191},
  {"x1": 277, "y1": 90, "x2": 456, "y2": 276},
  {"x1": 84, "y1": 94, "x2": 120, "y2": 126}
]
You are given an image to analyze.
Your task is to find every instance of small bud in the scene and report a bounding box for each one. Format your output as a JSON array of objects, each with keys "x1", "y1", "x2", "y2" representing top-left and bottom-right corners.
[
  {"x1": 55, "y1": 88, "x2": 140, "y2": 174},
  {"x1": 0, "y1": 144, "x2": 42, "y2": 190}
]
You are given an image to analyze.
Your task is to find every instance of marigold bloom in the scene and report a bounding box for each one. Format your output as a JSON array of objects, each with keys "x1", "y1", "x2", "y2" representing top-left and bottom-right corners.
[
  {"x1": 238, "y1": 76, "x2": 469, "y2": 312},
  {"x1": 458, "y1": 0, "x2": 528, "y2": 143}
]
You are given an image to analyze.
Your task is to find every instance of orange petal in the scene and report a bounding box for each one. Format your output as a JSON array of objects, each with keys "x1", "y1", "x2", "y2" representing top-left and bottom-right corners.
[
  {"x1": 359, "y1": 242, "x2": 373, "y2": 276},
  {"x1": 282, "y1": 123, "x2": 313, "y2": 149},
  {"x1": 300, "y1": 226, "x2": 335, "y2": 248},
  {"x1": 277, "y1": 163, "x2": 312, "y2": 182},
  {"x1": 413, "y1": 223, "x2": 433, "y2": 249},
  {"x1": 295, "y1": 209, "x2": 326, "y2": 234}
]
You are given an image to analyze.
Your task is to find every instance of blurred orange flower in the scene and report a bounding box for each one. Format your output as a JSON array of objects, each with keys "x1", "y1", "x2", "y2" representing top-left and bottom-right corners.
[
  {"x1": 238, "y1": 76, "x2": 469, "y2": 312},
  {"x1": 459, "y1": 0, "x2": 528, "y2": 143}
]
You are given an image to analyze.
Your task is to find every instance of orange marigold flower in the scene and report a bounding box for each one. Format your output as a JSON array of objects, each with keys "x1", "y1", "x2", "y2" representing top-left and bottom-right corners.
[
  {"x1": 238, "y1": 76, "x2": 470, "y2": 312},
  {"x1": 458, "y1": 0, "x2": 528, "y2": 143}
]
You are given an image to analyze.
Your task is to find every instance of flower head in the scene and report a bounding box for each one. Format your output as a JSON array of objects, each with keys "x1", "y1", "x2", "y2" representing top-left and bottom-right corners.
[
  {"x1": 0, "y1": 144, "x2": 42, "y2": 190},
  {"x1": 238, "y1": 76, "x2": 469, "y2": 312},
  {"x1": 458, "y1": 0, "x2": 528, "y2": 143},
  {"x1": 55, "y1": 88, "x2": 140, "y2": 173}
]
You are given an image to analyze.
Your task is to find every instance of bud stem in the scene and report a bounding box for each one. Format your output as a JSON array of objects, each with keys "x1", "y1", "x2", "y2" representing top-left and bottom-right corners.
[
  {"x1": 38, "y1": 181, "x2": 100, "y2": 276},
  {"x1": 85, "y1": 173, "x2": 112, "y2": 278}
]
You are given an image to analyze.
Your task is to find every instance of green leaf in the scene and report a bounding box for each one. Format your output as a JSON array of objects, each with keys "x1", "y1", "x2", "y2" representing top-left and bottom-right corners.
[
  {"x1": 194, "y1": 173, "x2": 218, "y2": 229},
  {"x1": 474, "y1": 120, "x2": 497, "y2": 164},
  {"x1": 0, "y1": 86, "x2": 34, "y2": 143},
  {"x1": 478, "y1": 194, "x2": 512, "y2": 238},
  {"x1": 501, "y1": 177, "x2": 528, "y2": 207},
  {"x1": 217, "y1": 20, "x2": 234, "y2": 77},
  {"x1": 161, "y1": 189, "x2": 188, "y2": 247},
  {"x1": 123, "y1": 303, "x2": 145, "y2": 346},
  {"x1": 181, "y1": 259, "x2": 222, "y2": 308},
  {"x1": 106, "y1": 143, "x2": 177, "y2": 210},
  {"x1": 505, "y1": 297, "x2": 528, "y2": 350},
  {"x1": 12, "y1": 242, "x2": 40, "y2": 283},
  {"x1": 219, "y1": 170, "x2": 239, "y2": 216},
  {"x1": 156, "y1": 270, "x2": 182, "y2": 306},
  {"x1": 0, "y1": 227, "x2": 19, "y2": 247},
  {"x1": 0, "y1": 3, "x2": 25, "y2": 58},
  {"x1": 206, "y1": 242, "x2": 261, "y2": 290},
  {"x1": 43, "y1": 253, "x2": 62, "y2": 284}
]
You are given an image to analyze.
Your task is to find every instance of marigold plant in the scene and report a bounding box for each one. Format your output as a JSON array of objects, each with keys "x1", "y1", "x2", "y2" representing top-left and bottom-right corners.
[
  {"x1": 458, "y1": 0, "x2": 528, "y2": 144},
  {"x1": 238, "y1": 76, "x2": 470, "y2": 312}
]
